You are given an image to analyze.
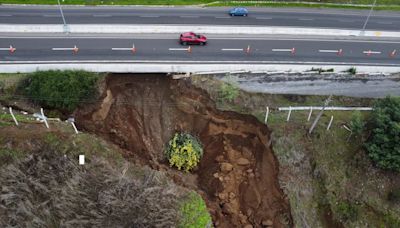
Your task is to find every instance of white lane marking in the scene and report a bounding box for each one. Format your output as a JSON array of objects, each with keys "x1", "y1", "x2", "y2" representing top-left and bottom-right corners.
[
  {"x1": 140, "y1": 15, "x2": 160, "y2": 18},
  {"x1": 0, "y1": 14, "x2": 12, "y2": 17},
  {"x1": 79, "y1": 155, "x2": 85, "y2": 165},
  {"x1": 272, "y1": 49, "x2": 293, "y2": 52},
  {"x1": 338, "y1": 19, "x2": 354, "y2": 22},
  {"x1": 376, "y1": 21, "x2": 393, "y2": 25},
  {"x1": 298, "y1": 18, "x2": 314, "y2": 21},
  {"x1": 256, "y1": 17, "x2": 272, "y2": 20},
  {"x1": 363, "y1": 50, "x2": 381, "y2": 54},
  {"x1": 169, "y1": 48, "x2": 188, "y2": 51},
  {"x1": 93, "y1": 14, "x2": 112, "y2": 17},
  {"x1": 52, "y1": 47, "x2": 77, "y2": 51},
  {"x1": 180, "y1": 15, "x2": 199, "y2": 18},
  {"x1": 1, "y1": 60, "x2": 398, "y2": 67},
  {"x1": 112, "y1": 48, "x2": 133, "y2": 50},
  {"x1": 43, "y1": 14, "x2": 60, "y2": 17},
  {"x1": 319, "y1": 50, "x2": 339, "y2": 53},
  {"x1": 221, "y1": 48, "x2": 243, "y2": 51},
  {"x1": 215, "y1": 16, "x2": 230, "y2": 19}
]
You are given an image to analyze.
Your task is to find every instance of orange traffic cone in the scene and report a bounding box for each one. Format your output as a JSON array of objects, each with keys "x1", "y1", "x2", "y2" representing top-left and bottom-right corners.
[
  {"x1": 245, "y1": 45, "x2": 251, "y2": 54},
  {"x1": 9, "y1": 45, "x2": 16, "y2": 54},
  {"x1": 72, "y1": 45, "x2": 79, "y2": 54},
  {"x1": 291, "y1": 47, "x2": 296, "y2": 55},
  {"x1": 187, "y1": 46, "x2": 192, "y2": 53},
  {"x1": 337, "y1": 49, "x2": 343, "y2": 56},
  {"x1": 389, "y1": 49, "x2": 397, "y2": 58},
  {"x1": 131, "y1": 43, "x2": 136, "y2": 54}
]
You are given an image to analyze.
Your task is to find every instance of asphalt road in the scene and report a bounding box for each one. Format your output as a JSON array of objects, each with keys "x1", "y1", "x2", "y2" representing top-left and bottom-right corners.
[
  {"x1": 0, "y1": 6, "x2": 399, "y2": 30},
  {"x1": 0, "y1": 35, "x2": 399, "y2": 66}
]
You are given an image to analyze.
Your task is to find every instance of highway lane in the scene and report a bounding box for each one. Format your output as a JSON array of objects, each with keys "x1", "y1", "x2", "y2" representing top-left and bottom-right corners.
[
  {"x1": 0, "y1": 6, "x2": 399, "y2": 31},
  {"x1": 0, "y1": 36, "x2": 399, "y2": 66}
]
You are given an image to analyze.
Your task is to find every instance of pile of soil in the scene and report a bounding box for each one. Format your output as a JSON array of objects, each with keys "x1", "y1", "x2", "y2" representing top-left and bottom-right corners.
[{"x1": 76, "y1": 74, "x2": 292, "y2": 227}]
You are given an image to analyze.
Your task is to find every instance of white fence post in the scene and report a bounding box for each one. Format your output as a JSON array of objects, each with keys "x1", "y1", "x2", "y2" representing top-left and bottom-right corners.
[
  {"x1": 286, "y1": 106, "x2": 292, "y2": 122},
  {"x1": 71, "y1": 122, "x2": 79, "y2": 134},
  {"x1": 327, "y1": 115, "x2": 334, "y2": 131},
  {"x1": 307, "y1": 107, "x2": 313, "y2": 122},
  {"x1": 9, "y1": 107, "x2": 18, "y2": 126},
  {"x1": 41, "y1": 108, "x2": 49, "y2": 129},
  {"x1": 264, "y1": 106, "x2": 269, "y2": 124}
]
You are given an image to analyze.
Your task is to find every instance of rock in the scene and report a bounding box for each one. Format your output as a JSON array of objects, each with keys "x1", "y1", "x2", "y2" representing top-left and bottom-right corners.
[
  {"x1": 246, "y1": 168, "x2": 253, "y2": 173},
  {"x1": 215, "y1": 155, "x2": 224, "y2": 162},
  {"x1": 244, "y1": 224, "x2": 253, "y2": 228},
  {"x1": 262, "y1": 220, "x2": 273, "y2": 226},
  {"x1": 229, "y1": 192, "x2": 236, "y2": 199},
  {"x1": 213, "y1": 172, "x2": 219, "y2": 178},
  {"x1": 218, "y1": 193, "x2": 227, "y2": 200},
  {"x1": 220, "y1": 162, "x2": 234, "y2": 173},
  {"x1": 249, "y1": 173, "x2": 255, "y2": 178},
  {"x1": 222, "y1": 203, "x2": 234, "y2": 214},
  {"x1": 219, "y1": 176, "x2": 224, "y2": 182},
  {"x1": 237, "y1": 158, "x2": 250, "y2": 166}
]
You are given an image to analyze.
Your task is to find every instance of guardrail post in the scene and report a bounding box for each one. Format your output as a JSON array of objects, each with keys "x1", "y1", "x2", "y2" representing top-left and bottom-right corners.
[
  {"x1": 41, "y1": 108, "x2": 49, "y2": 129},
  {"x1": 307, "y1": 107, "x2": 313, "y2": 122},
  {"x1": 327, "y1": 115, "x2": 334, "y2": 131}
]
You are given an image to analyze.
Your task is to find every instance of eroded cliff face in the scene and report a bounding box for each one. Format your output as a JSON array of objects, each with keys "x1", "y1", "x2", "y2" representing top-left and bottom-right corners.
[{"x1": 76, "y1": 74, "x2": 292, "y2": 227}]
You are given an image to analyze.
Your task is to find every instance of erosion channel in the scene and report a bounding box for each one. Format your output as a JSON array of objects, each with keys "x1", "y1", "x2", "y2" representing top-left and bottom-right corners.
[{"x1": 76, "y1": 74, "x2": 293, "y2": 227}]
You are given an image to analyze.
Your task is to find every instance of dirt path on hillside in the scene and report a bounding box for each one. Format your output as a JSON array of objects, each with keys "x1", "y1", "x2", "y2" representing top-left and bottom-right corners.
[{"x1": 75, "y1": 74, "x2": 292, "y2": 227}]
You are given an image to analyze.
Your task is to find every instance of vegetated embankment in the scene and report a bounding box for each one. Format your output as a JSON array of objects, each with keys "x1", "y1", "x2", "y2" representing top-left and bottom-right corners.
[{"x1": 75, "y1": 74, "x2": 292, "y2": 227}]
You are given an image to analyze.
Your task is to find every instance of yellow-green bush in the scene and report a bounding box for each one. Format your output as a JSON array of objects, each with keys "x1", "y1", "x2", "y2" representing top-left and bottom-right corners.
[{"x1": 165, "y1": 133, "x2": 203, "y2": 172}]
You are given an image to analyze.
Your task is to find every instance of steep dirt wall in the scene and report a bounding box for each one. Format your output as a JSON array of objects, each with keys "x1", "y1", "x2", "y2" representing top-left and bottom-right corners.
[{"x1": 75, "y1": 74, "x2": 292, "y2": 227}]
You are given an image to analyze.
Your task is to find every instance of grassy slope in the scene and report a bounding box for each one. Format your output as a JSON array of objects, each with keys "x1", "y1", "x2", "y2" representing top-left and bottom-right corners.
[{"x1": 190, "y1": 75, "x2": 400, "y2": 227}]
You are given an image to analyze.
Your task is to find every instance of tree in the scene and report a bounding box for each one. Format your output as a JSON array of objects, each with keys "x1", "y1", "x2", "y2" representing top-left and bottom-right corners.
[{"x1": 365, "y1": 96, "x2": 400, "y2": 172}]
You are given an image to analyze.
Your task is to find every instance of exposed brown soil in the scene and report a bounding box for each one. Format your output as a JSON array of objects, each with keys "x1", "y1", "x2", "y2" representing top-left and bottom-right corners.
[{"x1": 75, "y1": 74, "x2": 292, "y2": 227}]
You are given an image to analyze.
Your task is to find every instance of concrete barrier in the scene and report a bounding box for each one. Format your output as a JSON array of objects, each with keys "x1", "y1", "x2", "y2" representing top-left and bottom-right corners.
[
  {"x1": 1, "y1": 24, "x2": 400, "y2": 38},
  {"x1": 0, "y1": 62, "x2": 399, "y2": 73}
]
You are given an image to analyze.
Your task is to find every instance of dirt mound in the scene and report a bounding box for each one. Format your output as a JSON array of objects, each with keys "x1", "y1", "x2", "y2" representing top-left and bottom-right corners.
[{"x1": 76, "y1": 74, "x2": 292, "y2": 227}]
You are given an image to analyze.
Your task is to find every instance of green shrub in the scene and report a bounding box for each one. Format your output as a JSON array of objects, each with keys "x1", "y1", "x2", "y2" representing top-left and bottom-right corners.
[
  {"x1": 387, "y1": 188, "x2": 400, "y2": 203},
  {"x1": 346, "y1": 67, "x2": 357, "y2": 75},
  {"x1": 165, "y1": 133, "x2": 203, "y2": 172},
  {"x1": 349, "y1": 111, "x2": 365, "y2": 137},
  {"x1": 21, "y1": 70, "x2": 99, "y2": 112},
  {"x1": 365, "y1": 96, "x2": 400, "y2": 172},
  {"x1": 178, "y1": 191, "x2": 212, "y2": 228},
  {"x1": 334, "y1": 200, "x2": 358, "y2": 222},
  {"x1": 218, "y1": 82, "x2": 239, "y2": 103}
]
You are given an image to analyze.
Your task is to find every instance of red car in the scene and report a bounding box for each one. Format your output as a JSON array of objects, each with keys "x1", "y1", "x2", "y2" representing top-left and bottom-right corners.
[{"x1": 180, "y1": 32, "x2": 207, "y2": 45}]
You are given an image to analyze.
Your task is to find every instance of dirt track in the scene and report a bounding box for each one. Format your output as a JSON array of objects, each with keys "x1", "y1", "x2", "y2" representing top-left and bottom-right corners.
[{"x1": 76, "y1": 74, "x2": 292, "y2": 227}]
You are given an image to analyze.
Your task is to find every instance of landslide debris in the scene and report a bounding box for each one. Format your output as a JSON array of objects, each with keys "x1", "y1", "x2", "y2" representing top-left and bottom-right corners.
[{"x1": 76, "y1": 74, "x2": 292, "y2": 227}]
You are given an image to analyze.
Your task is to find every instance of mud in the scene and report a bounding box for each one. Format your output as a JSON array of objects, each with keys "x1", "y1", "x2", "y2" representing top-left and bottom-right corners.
[{"x1": 75, "y1": 74, "x2": 292, "y2": 227}]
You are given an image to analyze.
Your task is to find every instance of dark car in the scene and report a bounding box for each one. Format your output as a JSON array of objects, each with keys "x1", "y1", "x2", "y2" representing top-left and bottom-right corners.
[{"x1": 180, "y1": 32, "x2": 207, "y2": 45}]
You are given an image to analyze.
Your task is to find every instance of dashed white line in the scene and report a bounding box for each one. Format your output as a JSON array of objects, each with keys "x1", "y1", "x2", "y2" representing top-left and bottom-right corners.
[
  {"x1": 93, "y1": 14, "x2": 112, "y2": 17},
  {"x1": 215, "y1": 16, "x2": 230, "y2": 19},
  {"x1": 0, "y1": 14, "x2": 12, "y2": 17},
  {"x1": 298, "y1": 18, "x2": 314, "y2": 21},
  {"x1": 376, "y1": 21, "x2": 393, "y2": 25},
  {"x1": 221, "y1": 48, "x2": 243, "y2": 51},
  {"x1": 272, "y1": 49, "x2": 294, "y2": 52},
  {"x1": 180, "y1": 15, "x2": 199, "y2": 18},
  {"x1": 319, "y1": 50, "x2": 339, "y2": 53},
  {"x1": 43, "y1": 14, "x2": 60, "y2": 17},
  {"x1": 169, "y1": 48, "x2": 188, "y2": 51},
  {"x1": 112, "y1": 48, "x2": 133, "y2": 50},
  {"x1": 140, "y1": 15, "x2": 160, "y2": 18},
  {"x1": 338, "y1": 19, "x2": 354, "y2": 22},
  {"x1": 256, "y1": 17, "x2": 272, "y2": 20},
  {"x1": 363, "y1": 50, "x2": 381, "y2": 54}
]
